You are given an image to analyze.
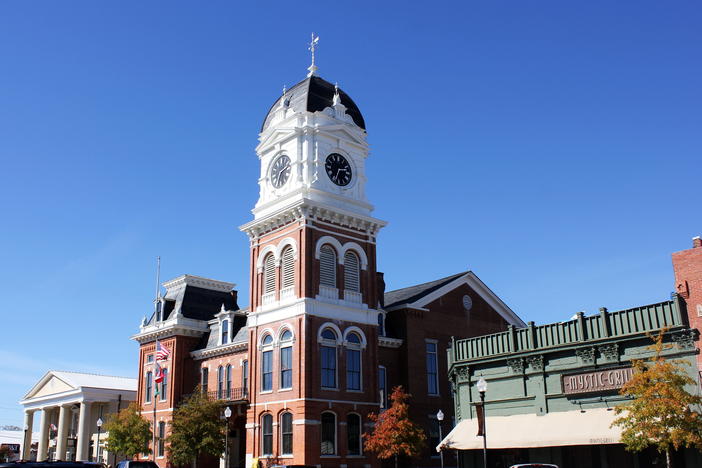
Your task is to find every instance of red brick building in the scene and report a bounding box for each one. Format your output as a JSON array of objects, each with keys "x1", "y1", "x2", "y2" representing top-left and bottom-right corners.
[
  {"x1": 131, "y1": 72, "x2": 525, "y2": 468},
  {"x1": 673, "y1": 236, "x2": 702, "y2": 370}
]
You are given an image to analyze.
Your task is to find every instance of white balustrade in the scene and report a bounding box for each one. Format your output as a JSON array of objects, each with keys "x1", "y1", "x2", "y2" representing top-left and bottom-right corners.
[
  {"x1": 280, "y1": 286, "x2": 295, "y2": 301},
  {"x1": 344, "y1": 290, "x2": 363, "y2": 304},
  {"x1": 261, "y1": 291, "x2": 276, "y2": 306},
  {"x1": 319, "y1": 285, "x2": 339, "y2": 300}
]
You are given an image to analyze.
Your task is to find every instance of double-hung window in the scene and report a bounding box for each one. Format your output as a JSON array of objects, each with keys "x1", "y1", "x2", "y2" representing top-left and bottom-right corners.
[
  {"x1": 320, "y1": 412, "x2": 336, "y2": 455},
  {"x1": 261, "y1": 414, "x2": 273, "y2": 455},
  {"x1": 145, "y1": 371, "x2": 153, "y2": 403},
  {"x1": 280, "y1": 330, "x2": 293, "y2": 389},
  {"x1": 346, "y1": 332, "x2": 362, "y2": 391},
  {"x1": 320, "y1": 328, "x2": 338, "y2": 388},
  {"x1": 426, "y1": 341, "x2": 439, "y2": 395},
  {"x1": 261, "y1": 334, "x2": 273, "y2": 392},
  {"x1": 280, "y1": 412, "x2": 293, "y2": 455}
]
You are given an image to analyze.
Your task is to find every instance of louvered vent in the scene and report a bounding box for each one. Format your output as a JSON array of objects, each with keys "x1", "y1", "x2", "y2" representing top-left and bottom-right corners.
[
  {"x1": 320, "y1": 245, "x2": 337, "y2": 287},
  {"x1": 344, "y1": 251, "x2": 360, "y2": 292},
  {"x1": 281, "y1": 247, "x2": 295, "y2": 289},
  {"x1": 263, "y1": 254, "x2": 276, "y2": 294}
]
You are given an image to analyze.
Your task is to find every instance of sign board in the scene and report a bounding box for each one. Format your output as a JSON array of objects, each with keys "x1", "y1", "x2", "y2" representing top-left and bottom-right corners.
[{"x1": 562, "y1": 367, "x2": 634, "y2": 395}]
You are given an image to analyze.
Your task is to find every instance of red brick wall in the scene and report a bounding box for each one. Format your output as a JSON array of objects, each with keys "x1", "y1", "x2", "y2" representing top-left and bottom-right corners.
[{"x1": 672, "y1": 236, "x2": 702, "y2": 369}]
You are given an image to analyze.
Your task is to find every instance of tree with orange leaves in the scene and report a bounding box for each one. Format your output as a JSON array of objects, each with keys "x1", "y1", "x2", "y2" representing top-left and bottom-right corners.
[
  {"x1": 611, "y1": 330, "x2": 702, "y2": 468},
  {"x1": 364, "y1": 386, "x2": 426, "y2": 468}
]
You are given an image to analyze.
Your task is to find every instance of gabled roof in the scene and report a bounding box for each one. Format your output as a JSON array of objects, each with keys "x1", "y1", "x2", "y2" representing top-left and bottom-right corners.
[
  {"x1": 23, "y1": 371, "x2": 136, "y2": 400},
  {"x1": 384, "y1": 271, "x2": 526, "y2": 328}
]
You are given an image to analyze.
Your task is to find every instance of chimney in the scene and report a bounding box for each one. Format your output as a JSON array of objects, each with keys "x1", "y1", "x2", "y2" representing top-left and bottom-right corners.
[
  {"x1": 693, "y1": 236, "x2": 702, "y2": 249},
  {"x1": 376, "y1": 272, "x2": 386, "y2": 308}
]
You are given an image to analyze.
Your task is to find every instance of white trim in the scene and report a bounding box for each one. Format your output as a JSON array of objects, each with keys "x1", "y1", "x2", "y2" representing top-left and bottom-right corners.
[
  {"x1": 315, "y1": 236, "x2": 343, "y2": 260},
  {"x1": 343, "y1": 326, "x2": 367, "y2": 349},
  {"x1": 276, "y1": 237, "x2": 299, "y2": 259},
  {"x1": 379, "y1": 336, "x2": 403, "y2": 348},
  {"x1": 340, "y1": 242, "x2": 368, "y2": 270},
  {"x1": 256, "y1": 245, "x2": 278, "y2": 272},
  {"x1": 318, "y1": 323, "x2": 343, "y2": 344}
]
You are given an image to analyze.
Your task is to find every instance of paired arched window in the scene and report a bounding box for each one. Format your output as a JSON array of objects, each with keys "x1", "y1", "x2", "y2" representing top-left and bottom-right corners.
[
  {"x1": 280, "y1": 330, "x2": 293, "y2": 389},
  {"x1": 263, "y1": 254, "x2": 276, "y2": 295},
  {"x1": 261, "y1": 334, "x2": 273, "y2": 392},
  {"x1": 280, "y1": 412, "x2": 293, "y2": 455},
  {"x1": 346, "y1": 332, "x2": 362, "y2": 391},
  {"x1": 343, "y1": 251, "x2": 360, "y2": 292},
  {"x1": 281, "y1": 247, "x2": 295, "y2": 290},
  {"x1": 320, "y1": 328, "x2": 338, "y2": 388},
  {"x1": 319, "y1": 245, "x2": 337, "y2": 288},
  {"x1": 261, "y1": 413, "x2": 273, "y2": 455},
  {"x1": 347, "y1": 414, "x2": 362, "y2": 456},
  {"x1": 320, "y1": 412, "x2": 336, "y2": 455}
]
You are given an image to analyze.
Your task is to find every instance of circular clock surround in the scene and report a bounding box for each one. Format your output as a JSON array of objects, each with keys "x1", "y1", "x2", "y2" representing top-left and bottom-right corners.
[
  {"x1": 270, "y1": 155, "x2": 291, "y2": 188},
  {"x1": 462, "y1": 295, "x2": 473, "y2": 311},
  {"x1": 325, "y1": 153, "x2": 353, "y2": 187}
]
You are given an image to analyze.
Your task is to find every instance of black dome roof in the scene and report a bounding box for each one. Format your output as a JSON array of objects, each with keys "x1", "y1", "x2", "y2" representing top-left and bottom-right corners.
[{"x1": 261, "y1": 76, "x2": 366, "y2": 132}]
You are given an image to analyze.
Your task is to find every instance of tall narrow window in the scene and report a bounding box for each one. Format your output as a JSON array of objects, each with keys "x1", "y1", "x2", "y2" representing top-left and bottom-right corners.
[
  {"x1": 379, "y1": 366, "x2": 387, "y2": 410},
  {"x1": 226, "y1": 364, "x2": 232, "y2": 399},
  {"x1": 377, "y1": 313, "x2": 385, "y2": 337},
  {"x1": 319, "y1": 245, "x2": 337, "y2": 288},
  {"x1": 242, "y1": 360, "x2": 248, "y2": 391},
  {"x1": 217, "y1": 365, "x2": 224, "y2": 399},
  {"x1": 347, "y1": 414, "x2": 361, "y2": 456},
  {"x1": 261, "y1": 334, "x2": 273, "y2": 392},
  {"x1": 320, "y1": 412, "x2": 336, "y2": 455},
  {"x1": 346, "y1": 333, "x2": 362, "y2": 391},
  {"x1": 280, "y1": 412, "x2": 293, "y2": 455},
  {"x1": 221, "y1": 319, "x2": 229, "y2": 345},
  {"x1": 280, "y1": 330, "x2": 293, "y2": 389},
  {"x1": 263, "y1": 254, "x2": 276, "y2": 294},
  {"x1": 281, "y1": 247, "x2": 295, "y2": 290},
  {"x1": 320, "y1": 328, "x2": 337, "y2": 388},
  {"x1": 160, "y1": 368, "x2": 168, "y2": 401},
  {"x1": 201, "y1": 367, "x2": 209, "y2": 394},
  {"x1": 261, "y1": 414, "x2": 273, "y2": 455},
  {"x1": 145, "y1": 371, "x2": 153, "y2": 403},
  {"x1": 426, "y1": 341, "x2": 439, "y2": 395},
  {"x1": 157, "y1": 421, "x2": 165, "y2": 457},
  {"x1": 343, "y1": 251, "x2": 360, "y2": 292}
]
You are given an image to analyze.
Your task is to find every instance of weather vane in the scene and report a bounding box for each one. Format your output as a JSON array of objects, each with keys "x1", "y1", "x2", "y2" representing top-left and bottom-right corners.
[{"x1": 307, "y1": 33, "x2": 319, "y2": 77}]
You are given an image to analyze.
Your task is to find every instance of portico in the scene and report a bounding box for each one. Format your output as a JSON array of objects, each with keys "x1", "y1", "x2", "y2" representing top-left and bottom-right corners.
[{"x1": 20, "y1": 371, "x2": 136, "y2": 462}]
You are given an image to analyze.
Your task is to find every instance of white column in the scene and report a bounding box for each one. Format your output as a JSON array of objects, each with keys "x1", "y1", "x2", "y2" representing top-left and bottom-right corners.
[
  {"x1": 75, "y1": 402, "x2": 91, "y2": 461},
  {"x1": 37, "y1": 407, "x2": 50, "y2": 461},
  {"x1": 56, "y1": 405, "x2": 71, "y2": 461},
  {"x1": 22, "y1": 410, "x2": 34, "y2": 460}
]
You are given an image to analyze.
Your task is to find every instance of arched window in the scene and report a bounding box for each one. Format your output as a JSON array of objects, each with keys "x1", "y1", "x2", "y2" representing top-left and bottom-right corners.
[
  {"x1": 217, "y1": 366, "x2": 224, "y2": 399},
  {"x1": 281, "y1": 247, "x2": 295, "y2": 290},
  {"x1": 280, "y1": 330, "x2": 293, "y2": 389},
  {"x1": 346, "y1": 332, "x2": 362, "y2": 391},
  {"x1": 320, "y1": 328, "x2": 338, "y2": 388},
  {"x1": 261, "y1": 334, "x2": 273, "y2": 392},
  {"x1": 377, "y1": 313, "x2": 385, "y2": 337},
  {"x1": 280, "y1": 412, "x2": 293, "y2": 455},
  {"x1": 263, "y1": 253, "x2": 276, "y2": 294},
  {"x1": 319, "y1": 245, "x2": 337, "y2": 288},
  {"x1": 225, "y1": 364, "x2": 232, "y2": 399},
  {"x1": 320, "y1": 412, "x2": 336, "y2": 455},
  {"x1": 221, "y1": 319, "x2": 229, "y2": 345},
  {"x1": 261, "y1": 414, "x2": 273, "y2": 455},
  {"x1": 343, "y1": 251, "x2": 360, "y2": 292},
  {"x1": 347, "y1": 413, "x2": 361, "y2": 456}
]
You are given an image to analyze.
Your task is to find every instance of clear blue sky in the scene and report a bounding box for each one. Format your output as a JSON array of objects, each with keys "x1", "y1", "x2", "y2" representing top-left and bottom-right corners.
[{"x1": 0, "y1": 1, "x2": 700, "y2": 427}]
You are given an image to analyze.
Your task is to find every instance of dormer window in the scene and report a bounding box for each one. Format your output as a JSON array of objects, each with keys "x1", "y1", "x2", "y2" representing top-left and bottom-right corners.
[{"x1": 221, "y1": 319, "x2": 229, "y2": 345}]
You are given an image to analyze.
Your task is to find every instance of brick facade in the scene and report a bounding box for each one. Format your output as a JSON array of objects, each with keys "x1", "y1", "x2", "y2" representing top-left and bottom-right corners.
[{"x1": 672, "y1": 236, "x2": 702, "y2": 369}]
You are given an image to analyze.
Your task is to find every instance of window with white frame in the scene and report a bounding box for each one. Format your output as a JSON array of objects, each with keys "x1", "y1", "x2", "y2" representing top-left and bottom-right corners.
[
  {"x1": 145, "y1": 371, "x2": 153, "y2": 403},
  {"x1": 346, "y1": 332, "x2": 362, "y2": 391},
  {"x1": 263, "y1": 253, "x2": 276, "y2": 294},
  {"x1": 221, "y1": 319, "x2": 229, "y2": 345},
  {"x1": 261, "y1": 334, "x2": 273, "y2": 392},
  {"x1": 319, "y1": 245, "x2": 337, "y2": 288},
  {"x1": 280, "y1": 411, "x2": 293, "y2": 455},
  {"x1": 347, "y1": 413, "x2": 361, "y2": 456},
  {"x1": 320, "y1": 328, "x2": 338, "y2": 388},
  {"x1": 320, "y1": 412, "x2": 336, "y2": 455},
  {"x1": 280, "y1": 330, "x2": 293, "y2": 389},
  {"x1": 281, "y1": 247, "x2": 295, "y2": 290},
  {"x1": 343, "y1": 251, "x2": 360, "y2": 292},
  {"x1": 261, "y1": 413, "x2": 273, "y2": 455},
  {"x1": 217, "y1": 365, "x2": 224, "y2": 399},
  {"x1": 226, "y1": 364, "x2": 232, "y2": 399},
  {"x1": 426, "y1": 341, "x2": 439, "y2": 395}
]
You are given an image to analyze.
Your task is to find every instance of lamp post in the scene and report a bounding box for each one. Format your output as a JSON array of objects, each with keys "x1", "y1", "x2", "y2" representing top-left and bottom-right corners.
[
  {"x1": 223, "y1": 406, "x2": 232, "y2": 468},
  {"x1": 477, "y1": 377, "x2": 488, "y2": 468},
  {"x1": 436, "y1": 409, "x2": 444, "y2": 468},
  {"x1": 23, "y1": 424, "x2": 28, "y2": 461},
  {"x1": 95, "y1": 418, "x2": 103, "y2": 463}
]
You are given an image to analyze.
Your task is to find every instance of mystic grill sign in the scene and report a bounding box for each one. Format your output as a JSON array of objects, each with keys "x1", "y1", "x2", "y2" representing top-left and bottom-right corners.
[{"x1": 562, "y1": 367, "x2": 634, "y2": 395}]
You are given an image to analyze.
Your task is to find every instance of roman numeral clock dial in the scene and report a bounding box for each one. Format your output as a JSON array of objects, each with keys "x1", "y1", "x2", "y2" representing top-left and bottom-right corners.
[
  {"x1": 325, "y1": 153, "x2": 352, "y2": 186},
  {"x1": 270, "y1": 155, "x2": 291, "y2": 188}
]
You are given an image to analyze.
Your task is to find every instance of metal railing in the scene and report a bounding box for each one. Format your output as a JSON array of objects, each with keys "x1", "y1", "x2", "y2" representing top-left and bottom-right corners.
[{"x1": 206, "y1": 387, "x2": 248, "y2": 402}]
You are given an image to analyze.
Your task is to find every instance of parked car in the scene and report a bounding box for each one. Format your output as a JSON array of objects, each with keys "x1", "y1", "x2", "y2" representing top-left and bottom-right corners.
[
  {"x1": 510, "y1": 464, "x2": 559, "y2": 468},
  {"x1": 115, "y1": 462, "x2": 159, "y2": 468}
]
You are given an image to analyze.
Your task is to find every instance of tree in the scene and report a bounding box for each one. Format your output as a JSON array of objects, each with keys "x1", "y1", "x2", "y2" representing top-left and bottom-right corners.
[
  {"x1": 611, "y1": 330, "x2": 702, "y2": 468},
  {"x1": 103, "y1": 402, "x2": 152, "y2": 460},
  {"x1": 0, "y1": 445, "x2": 13, "y2": 462},
  {"x1": 167, "y1": 390, "x2": 225, "y2": 468},
  {"x1": 364, "y1": 386, "x2": 427, "y2": 468}
]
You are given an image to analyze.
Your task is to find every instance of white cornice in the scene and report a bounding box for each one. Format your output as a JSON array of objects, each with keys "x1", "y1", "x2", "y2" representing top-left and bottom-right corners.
[
  {"x1": 191, "y1": 341, "x2": 248, "y2": 360},
  {"x1": 131, "y1": 316, "x2": 210, "y2": 344},
  {"x1": 163, "y1": 275, "x2": 235, "y2": 293},
  {"x1": 379, "y1": 337, "x2": 404, "y2": 348}
]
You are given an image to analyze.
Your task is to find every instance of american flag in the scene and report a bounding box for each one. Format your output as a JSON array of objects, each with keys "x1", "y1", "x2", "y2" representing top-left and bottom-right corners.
[{"x1": 155, "y1": 340, "x2": 170, "y2": 361}]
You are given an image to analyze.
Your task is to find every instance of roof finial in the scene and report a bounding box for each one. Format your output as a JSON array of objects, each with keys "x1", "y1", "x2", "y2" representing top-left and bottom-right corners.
[
  {"x1": 332, "y1": 82, "x2": 341, "y2": 106},
  {"x1": 307, "y1": 33, "x2": 319, "y2": 77}
]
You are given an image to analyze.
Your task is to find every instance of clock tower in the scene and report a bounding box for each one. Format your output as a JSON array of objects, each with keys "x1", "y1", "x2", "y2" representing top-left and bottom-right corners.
[{"x1": 239, "y1": 69, "x2": 386, "y2": 466}]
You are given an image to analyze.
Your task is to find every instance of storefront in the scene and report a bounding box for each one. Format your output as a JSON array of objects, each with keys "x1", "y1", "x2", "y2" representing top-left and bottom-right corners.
[{"x1": 439, "y1": 297, "x2": 702, "y2": 468}]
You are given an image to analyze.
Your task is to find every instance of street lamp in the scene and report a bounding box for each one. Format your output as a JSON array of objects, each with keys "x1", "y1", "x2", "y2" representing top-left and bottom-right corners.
[
  {"x1": 23, "y1": 424, "x2": 28, "y2": 461},
  {"x1": 95, "y1": 418, "x2": 103, "y2": 463},
  {"x1": 436, "y1": 409, "x2": 444, "y2": 468},
  {"x1": 477, "y1": 377, "x2": 488, "y2": 468},
  {"x1": 223, "y1": 406, "x2": 232, "y2": 468}
]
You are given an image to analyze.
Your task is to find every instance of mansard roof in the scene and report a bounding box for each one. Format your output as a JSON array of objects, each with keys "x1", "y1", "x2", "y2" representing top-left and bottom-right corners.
[{"x1": 260, "y1": 75, "x2": 366, "y2": 132}]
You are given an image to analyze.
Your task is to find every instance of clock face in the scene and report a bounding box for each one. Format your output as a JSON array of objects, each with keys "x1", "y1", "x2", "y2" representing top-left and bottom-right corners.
[
  {"x1": 325, "y1": 153, "x2": 352, "y2": 186},
  {"x1": 270, "y1": 155, "x2": 291, "y2": 188}
]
